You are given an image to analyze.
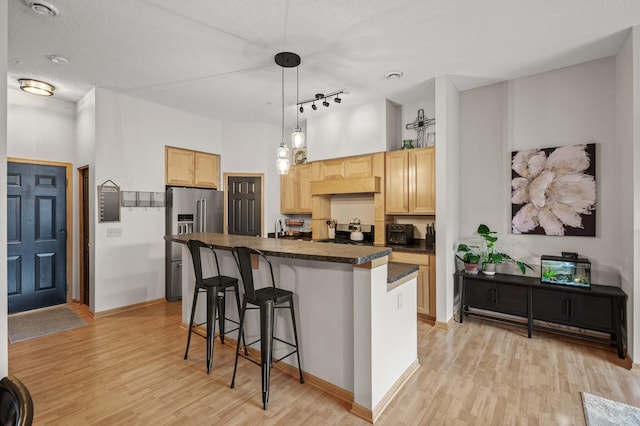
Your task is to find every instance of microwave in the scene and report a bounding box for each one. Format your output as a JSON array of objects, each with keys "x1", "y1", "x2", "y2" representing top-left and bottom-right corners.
[{"x1": 387, "y1": 224, "x2": 414, "y2": 245}]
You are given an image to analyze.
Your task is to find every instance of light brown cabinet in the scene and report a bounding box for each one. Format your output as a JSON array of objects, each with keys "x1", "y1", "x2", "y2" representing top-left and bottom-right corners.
[
  {"x1": 280, "y1": 163, "x2": 315, "y2": 214},
  {"x1": 385, "y1": 147, "x2": 435, "y2": 214},
  {"x1": 318, "y1": 154, "x2": 374, "y2": 181},
  {"x1": 390, "y1": 251, "x2": 436, "y2": 321},
  {"x1": 165, "y1": 146, "x2": 220, "y2": 188}
]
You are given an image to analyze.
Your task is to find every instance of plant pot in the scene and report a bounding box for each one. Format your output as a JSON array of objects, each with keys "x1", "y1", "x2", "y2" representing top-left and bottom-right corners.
[
  {"x1": 482, "y1": 263, "x2": 496, "y2": 275},
  {"x1": 464, "y1": 262, "x2": 479, "y2": 274}
]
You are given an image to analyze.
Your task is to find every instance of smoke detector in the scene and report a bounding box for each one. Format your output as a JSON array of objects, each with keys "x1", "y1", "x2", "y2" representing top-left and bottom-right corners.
[
  {"x1": 49, "y1": 55, "x2": 68, "y2": 65},
  {"x1": 385, "y1": 71, "x2": 404, "y2": 80},
  {"x1": 25, "y1": 1, "x2": 60, "y2": 17}
]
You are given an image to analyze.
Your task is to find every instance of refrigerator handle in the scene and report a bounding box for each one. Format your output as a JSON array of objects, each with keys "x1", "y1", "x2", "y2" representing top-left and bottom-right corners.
[
  {"x1": 196, "y1": 199, "x2": 201, "y2": 233},
  {"x1": 203, "y1": 198, "x2": 207, "y2": 232}
]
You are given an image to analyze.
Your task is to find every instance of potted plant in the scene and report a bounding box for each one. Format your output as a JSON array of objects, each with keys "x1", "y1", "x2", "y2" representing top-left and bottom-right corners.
[
  {"x1": 476, "y1": 224, "x2": 532, "y2": 275},
  {"x1": 456, "y1": 243, "x2": 481, "y2": 274}
]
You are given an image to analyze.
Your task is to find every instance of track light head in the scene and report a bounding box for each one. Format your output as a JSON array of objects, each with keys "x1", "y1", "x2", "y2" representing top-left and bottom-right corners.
[
  {"x1": 334, "y1": 96, "x2": 341, "y2": 103},
  {"x1": 322, "y1": 99, "x2": 330, "y2": 107},
  {"x1": 312, "y1": 102, "x2": 317, "y2": 111},
  {"x1": 299, "y1": 105, "x2": 304, "y2": 113}
]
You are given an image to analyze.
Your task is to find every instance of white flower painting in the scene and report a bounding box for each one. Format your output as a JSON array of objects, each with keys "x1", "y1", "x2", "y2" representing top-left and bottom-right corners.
[{"x1": 511, "y1": 143, "x2": 596, "y2": 236}]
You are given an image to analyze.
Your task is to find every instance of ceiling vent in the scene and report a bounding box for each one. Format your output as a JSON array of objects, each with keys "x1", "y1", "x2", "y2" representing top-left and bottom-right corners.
[{"x1": 25, "y1": 1, "x2": 60, "y2": 17}]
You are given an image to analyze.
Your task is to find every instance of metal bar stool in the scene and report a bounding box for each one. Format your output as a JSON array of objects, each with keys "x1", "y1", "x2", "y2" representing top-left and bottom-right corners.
[
  {"x1": 230, "y1": 246, "x2": 304, "y2": 410},
  {"x1": 184, "y1": 239, "x2": 243, "y2": 374}
]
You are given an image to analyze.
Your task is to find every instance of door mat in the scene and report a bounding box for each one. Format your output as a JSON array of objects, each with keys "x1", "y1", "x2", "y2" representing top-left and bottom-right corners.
[
  {"x1": 8, "y1": 305, "x2": 87, "y2": 343},
  {"x1": 582, "y1": 392, "x2": 640, "y2": 425}
]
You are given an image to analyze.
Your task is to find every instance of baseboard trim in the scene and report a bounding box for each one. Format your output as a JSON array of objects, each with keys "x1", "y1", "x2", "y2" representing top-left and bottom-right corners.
[
  {"x1": 191, "y1": 331, "x2": 356, "y2": 405},
  {"x1": 275, "y1": 355, "x2": 354, "y2": 404},
  {"x1": 93, "y1": 298, "x2": 165, "y2": 318},
  {"x1": 351, "y1": 402, "x2": 374, "y2": 423},
  {"x1": 369, "y1": 358, "x2": 420, "y2": 423},
  {"x1": 435, "y1": 317, "x2": 455, "y2": 330}
]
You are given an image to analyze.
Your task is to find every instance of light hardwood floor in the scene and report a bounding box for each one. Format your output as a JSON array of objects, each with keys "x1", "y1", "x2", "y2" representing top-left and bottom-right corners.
[{"x1": 8, "y1": 301, "x2": 640, "y2": 425}]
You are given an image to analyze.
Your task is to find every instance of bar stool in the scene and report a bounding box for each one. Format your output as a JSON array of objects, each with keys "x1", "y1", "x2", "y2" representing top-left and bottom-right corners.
[
  {"x1": 230, "y1": 246, "x2": 304, "y2": 410},
  {"x1": 184, "y1": 239, "x2": 243, "y2": 374}
]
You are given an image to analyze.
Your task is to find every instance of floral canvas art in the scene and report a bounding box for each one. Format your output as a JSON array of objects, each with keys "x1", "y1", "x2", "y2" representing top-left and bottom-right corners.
[{"x1": 511, "y1": 143, "x2": 596, "y2": 236}]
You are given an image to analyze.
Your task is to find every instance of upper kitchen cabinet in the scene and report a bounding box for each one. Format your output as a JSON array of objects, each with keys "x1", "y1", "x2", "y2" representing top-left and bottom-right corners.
[
  {"x1": 385, "y1": 147, "x2": 435, "y2": 215},
  {"x1": 318, "y1": 154, "x2": 374, "y2": 180},
  {"x1": 280, "y1": 162, "x2": 316, "y2": 214},
  {"x1": 165, "y1": 146, "x2": 220, "y2": 188}
]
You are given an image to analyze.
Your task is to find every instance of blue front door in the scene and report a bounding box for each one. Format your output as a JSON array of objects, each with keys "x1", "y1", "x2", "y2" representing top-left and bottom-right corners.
[{"x1": 7, "y1": 162, "x2": 67, "y2": 313}]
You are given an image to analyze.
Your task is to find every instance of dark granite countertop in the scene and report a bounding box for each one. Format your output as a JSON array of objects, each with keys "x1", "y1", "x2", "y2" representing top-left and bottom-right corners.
[
  {"x1": 387, "y1": 262, "x2": 419, "y2": 283},
  {"x1": 165, "y1": 233, "x2": 391, "y2": 265},
  {"x1": 387, "y1": 239, "x2": 435, "y2": 255}
]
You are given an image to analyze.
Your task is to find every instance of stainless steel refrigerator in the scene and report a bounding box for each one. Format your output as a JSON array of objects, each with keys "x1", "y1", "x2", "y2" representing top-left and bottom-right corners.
[{"x1": 165, "y1": 187, "x2": 224, "y2": 301}]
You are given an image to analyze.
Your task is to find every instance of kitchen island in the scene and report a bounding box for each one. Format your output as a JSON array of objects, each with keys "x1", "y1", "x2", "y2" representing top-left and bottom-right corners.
[{"x1": 165, "y1": 233, "x2": 419, "y2": 423}]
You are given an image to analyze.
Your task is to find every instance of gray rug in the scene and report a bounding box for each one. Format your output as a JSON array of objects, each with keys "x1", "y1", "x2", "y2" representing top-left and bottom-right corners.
[
  {"x1": 582, "y1": 392, "x2": 640, "y2": 425},
  {"x1": 8, "y1": 305, "x2": 87, "y2": 343}
]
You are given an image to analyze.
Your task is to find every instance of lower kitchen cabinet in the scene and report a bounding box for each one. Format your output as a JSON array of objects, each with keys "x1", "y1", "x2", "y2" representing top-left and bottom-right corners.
[
  {"x1": 391, "y1": 251, "x2": 435, "y2": 321},
  {"x1": 456, "y1": 272, "x2": 627, "y2": 358}
]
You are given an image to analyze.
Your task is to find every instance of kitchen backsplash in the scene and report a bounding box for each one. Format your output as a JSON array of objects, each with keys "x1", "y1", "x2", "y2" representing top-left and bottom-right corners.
[
  {"x1": 330, "y1": 194, "x2": 375, "y2": 224},
  {"x1": 394, "y1": 216, "x2": 435, "y2": 239}
]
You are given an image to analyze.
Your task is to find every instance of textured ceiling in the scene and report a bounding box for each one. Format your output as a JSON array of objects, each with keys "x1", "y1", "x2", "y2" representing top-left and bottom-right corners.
[{"x1": 7, "y1": 0, "x2": 640, "y2": 130}]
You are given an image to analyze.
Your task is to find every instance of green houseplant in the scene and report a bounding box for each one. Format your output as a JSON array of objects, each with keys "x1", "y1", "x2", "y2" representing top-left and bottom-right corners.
[
  {"x1": 456, "y1": 243, "x2": 481, "y2": 274},
  {"x1": 476, "y1": 224, "x2": 532, "y2": 275}
]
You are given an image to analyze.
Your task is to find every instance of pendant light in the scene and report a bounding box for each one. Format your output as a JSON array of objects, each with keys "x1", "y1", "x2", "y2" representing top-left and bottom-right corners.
[
  {"x1": 291, "y1": 66, "x2": 305, "y2": 149},
  {"x1": 274, "y1": 52, "x2": 300, "y2": 175},
  {"x1": 276, "y1": 63, "x2": 290, "y2": 175}
]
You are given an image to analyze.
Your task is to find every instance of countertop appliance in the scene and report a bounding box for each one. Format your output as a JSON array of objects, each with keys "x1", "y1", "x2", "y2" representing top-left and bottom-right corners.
[
  {"x1": 165, "y1": 187, "x2": 224, "y2": 301},
  {"x1": 327, "y1": 223, "x2": 374, "y2": 245},
  {"x1": 387, "y1": 223, "x2": 415, "y2": 245}
]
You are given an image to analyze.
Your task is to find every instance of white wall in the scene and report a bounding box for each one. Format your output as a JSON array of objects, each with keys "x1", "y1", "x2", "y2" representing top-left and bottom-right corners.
[
  {"x1": 459, "y1": 56, "x2": 619, "y2": 282},
  {"x1": 0, "y1": 0, "x2": 8, "y2": 378},
  {"x1": 617, "y1": 29, "x2": 635, "y2": 362},
  {"x1": 220, "y1": 121, "x2": 281, "y2": 236},
  {"x1": 75, "y1": 89, "x2": 96, "y2": 306},
  {"x1": 632, "y1": 25, "x2": 640, "y2": 366},
  {"x1": 306, "y1": 99, "x2": 393, "y2": 161},
  {"x1": 435, "y1": 76, "x2": 460, "y2": 324},
  {"x1": 7, "y1": 89, "x2": 76, "y2": 161},
  {"x1": 92, "y1": 89, "x2": 223, "y2": 313}
]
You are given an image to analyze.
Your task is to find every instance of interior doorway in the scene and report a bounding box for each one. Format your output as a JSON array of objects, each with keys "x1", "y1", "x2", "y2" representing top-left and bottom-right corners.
[
  {"x1": 7, "y1": 158, "x2": 73, "y2": 314},
  {"x1": 78, "y1": 166, "x2": 90, "y2": 306},
  {"x1": 224, "y1": 173, "x2": 264, "y2": 237}
]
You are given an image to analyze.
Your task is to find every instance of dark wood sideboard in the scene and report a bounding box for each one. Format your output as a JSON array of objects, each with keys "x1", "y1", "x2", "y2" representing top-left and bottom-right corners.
[{"x1": 455, "y1": 271, "x2": 627, "y2": 359}]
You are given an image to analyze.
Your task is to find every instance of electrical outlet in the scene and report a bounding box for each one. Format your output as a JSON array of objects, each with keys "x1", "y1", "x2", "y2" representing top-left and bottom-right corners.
[
  {"x1": 397, "y1": 293, "x2": 403, "y2": 310},
  {"x1": 107, "y1": 227, "x2": 122, "y2": 238}
]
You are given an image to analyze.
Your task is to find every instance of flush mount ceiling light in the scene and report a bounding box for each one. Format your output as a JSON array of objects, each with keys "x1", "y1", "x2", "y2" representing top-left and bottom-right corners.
[
  {"x1": 18, "y1": 78, "x2": 55, "y2": 96},
  {"x1": 25, "y1": 0, "x2": 60, "y2": 17},
  {"x1": 298, "y1": 90, "x2": 344, "y2": 113},
  {"x1": 385, "y1": 70, "x2": 404, "y2": 80}
]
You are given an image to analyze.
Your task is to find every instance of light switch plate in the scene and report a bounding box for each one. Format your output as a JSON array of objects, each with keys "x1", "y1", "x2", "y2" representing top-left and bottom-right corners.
[{"x1": 107, "y1": 227, "x2": 122, "y2": 238}]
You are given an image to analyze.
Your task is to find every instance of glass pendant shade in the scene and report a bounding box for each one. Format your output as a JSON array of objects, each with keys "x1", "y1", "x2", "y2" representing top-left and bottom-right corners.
[
  {"x1": 291, "y1": 127, "x2": 305, "y2": 149},
  {"x1": 276, "y1": 142, "x2": 290, "y2": 175}
]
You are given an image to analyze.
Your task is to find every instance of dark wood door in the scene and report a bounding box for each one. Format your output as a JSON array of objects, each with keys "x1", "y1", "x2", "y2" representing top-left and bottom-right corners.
[
  {"x1": 7, "y1": 162, "x2": 67, "y2": 313},
  {"x1": 227, "y1": 176, "x2": 261, "y2": 236},
  {"x1": 80, "y1": 167, "x2": 90, "y2": 306}
]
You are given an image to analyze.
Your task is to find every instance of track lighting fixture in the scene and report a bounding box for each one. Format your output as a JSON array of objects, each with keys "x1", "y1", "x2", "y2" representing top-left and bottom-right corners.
[{"x1": 297, "y1": 89, "x2": 345, "y2": 113}]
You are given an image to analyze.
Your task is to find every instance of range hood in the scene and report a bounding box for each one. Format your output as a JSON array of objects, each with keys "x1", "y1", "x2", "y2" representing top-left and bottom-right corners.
[{"x1": 310, "y1": 177, "x2": 380, "y2": 195}]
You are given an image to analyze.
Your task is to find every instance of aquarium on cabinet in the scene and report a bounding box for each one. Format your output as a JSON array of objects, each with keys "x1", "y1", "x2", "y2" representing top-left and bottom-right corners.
[{"x1": 540, "y1": 255, "x2": 591, "y2": 288}]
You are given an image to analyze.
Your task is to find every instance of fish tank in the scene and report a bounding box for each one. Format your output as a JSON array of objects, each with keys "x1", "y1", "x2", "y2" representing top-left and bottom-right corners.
[{"x1": 540, "y1": 255, "x2": 591, "y2": 288}]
